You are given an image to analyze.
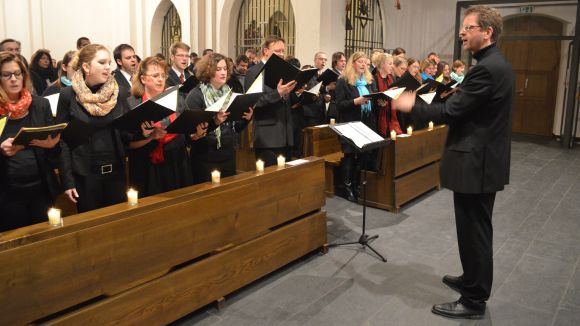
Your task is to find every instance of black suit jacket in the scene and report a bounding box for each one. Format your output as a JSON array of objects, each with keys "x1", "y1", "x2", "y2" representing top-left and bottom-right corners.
[
  {"x1": 244, "y1": 62, "x2": 293, "y2": 149},
  {"x1": 113, "y1": 68, "x2": 132, "y2": 99},
  {"x1": 0, "y1": 96, "x2": 62, "y2": 202},
  {"x1": 166, "y1": 69, "x2": 192, "y2": 88},
  {"x1": 411, "y1": 44, "x2": 514, "y2": 194}
]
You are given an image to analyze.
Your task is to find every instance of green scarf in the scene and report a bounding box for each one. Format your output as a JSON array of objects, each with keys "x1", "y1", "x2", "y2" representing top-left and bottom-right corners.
[{"x1": 200, "y1": 83, "x2": 231, "y2": 149}]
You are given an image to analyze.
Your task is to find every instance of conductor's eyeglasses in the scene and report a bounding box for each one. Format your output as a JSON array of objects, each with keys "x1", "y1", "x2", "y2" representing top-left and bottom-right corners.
[{"x1": 1, "y1": 70, "x2": 23, "y2": 80}]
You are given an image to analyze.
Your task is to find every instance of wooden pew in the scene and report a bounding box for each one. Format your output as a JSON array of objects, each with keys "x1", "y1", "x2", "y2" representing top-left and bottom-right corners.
[
  {"x1": 235, "y1": 122, "x2": 256, "y2": 172},
  {"x1": 0, "y1": 157, "x2": 326, "y2": 325},
  {"x1": 364, "y1": 125, "x2": 448, "y2": 212},
  {"x1": 303, "y1": 125, "x2": 343, "y2": 196}
]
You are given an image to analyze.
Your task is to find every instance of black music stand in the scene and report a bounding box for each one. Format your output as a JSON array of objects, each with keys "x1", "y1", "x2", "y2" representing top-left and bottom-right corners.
[{"x1": 328, "y1": 122, "x2": 391, "y2": 262}]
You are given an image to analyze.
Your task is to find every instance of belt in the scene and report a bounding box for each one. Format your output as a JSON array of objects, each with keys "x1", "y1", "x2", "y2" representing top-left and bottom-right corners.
[{"x1": 91, "y1": 163, "x2": 119, "y2": 175}]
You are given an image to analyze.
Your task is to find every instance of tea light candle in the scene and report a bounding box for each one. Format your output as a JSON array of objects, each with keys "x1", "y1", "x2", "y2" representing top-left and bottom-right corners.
[
  {"x1": 329, "y1": 118, "x2": 336, "y2": 125},
  {"x1": 428, "y1": 121, "x2": 434, "y2": 130},
  {"x1": 407, "y1": 126, "x2": 413, "y2": 136},
  {"x1": 127, "y1": 188, "x2": 138, "y2": 206},
  {"x1": 256, "y1": 159, "x2": 265, "y2": 172},
  {"x1": 47, "y1": 208, "x2": 62, "y2": 226},
  {"x1": 390, "y1": 130, "x2": 397, "y2": 140},
  {"x1": 211, "y1": 170, "x2": 221, "y2": 184},
  {"x1": 277, "y1": 155, "x2": 286, "y2": 168}
]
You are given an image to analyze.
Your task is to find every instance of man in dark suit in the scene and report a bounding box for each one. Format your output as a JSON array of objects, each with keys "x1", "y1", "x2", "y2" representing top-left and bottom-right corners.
[
  {"x1": 244, "y1": 35, "x2": 297, "y2": 166},
  {"x1": 113, "y1": 44, "x2": 137, "y2": 99},
  {"x1": 396, "y1": 5, "x2": 513, "y2": 319},
  {"x1": 166, "y1": 42, "x2": 192, "y2": 88}
]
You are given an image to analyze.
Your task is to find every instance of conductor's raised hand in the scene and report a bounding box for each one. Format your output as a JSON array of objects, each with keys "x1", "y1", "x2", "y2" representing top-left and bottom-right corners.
[
  {"x1": 394, "y1": 91, "x2": 416, "y2": 113},
  {"x1": 277, "y1": 79, "x2": 297, "y2": 97}
]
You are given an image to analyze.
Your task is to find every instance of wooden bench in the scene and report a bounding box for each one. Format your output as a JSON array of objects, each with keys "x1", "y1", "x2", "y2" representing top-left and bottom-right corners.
[
  {"x1": 364, "y1": 125, "x2": 448, "y2": 213},
  {"x1": 303, "y1": 125, "x2": 343, "y2": 196},
  {"x1": 0, "y1": 157, "x2": 327, "y2": 325}
]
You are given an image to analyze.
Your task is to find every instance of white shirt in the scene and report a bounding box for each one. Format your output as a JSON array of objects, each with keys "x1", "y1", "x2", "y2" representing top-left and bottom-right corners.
[{"x1": 120, "y1": 69, "x2": 132, "y2": 86}]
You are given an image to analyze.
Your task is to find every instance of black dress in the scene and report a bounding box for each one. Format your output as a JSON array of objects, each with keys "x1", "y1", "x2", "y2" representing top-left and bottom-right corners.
[
  {"x1": 185, "y1": 86, "x2": 249, "y2": 184},
  {"x1": 0, "y1": 96, "x2": 61, "y2": 231},
  {"x1": 126, "y1": 96, "x2": 192, "y2": 196}
]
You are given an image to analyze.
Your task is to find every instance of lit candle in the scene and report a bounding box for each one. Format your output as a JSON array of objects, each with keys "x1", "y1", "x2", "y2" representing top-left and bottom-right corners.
[
  {"x1": 329, "y1": 118, "x2": 336, "y2": 125},
  {"x1": 127, "y1": 188, "x2": 138, "y2": 206},
  {"x1": 211, "y1": 170, "x2": 221, "y2": 184},
  {"x1": 428, "y1": 121, "x2": 434, "y2": 130},
  {"x1": 277, "y1": 155, "x2": 286, "y2": 168},
  {"x1": 407, "y1": 126, "x2": 413, "y2": 136},
  {"x1": 47, "y1": 208, "x2": 62, "y2": 226},
  {"x1": 390, "y1": 130, "x2": 397, "y2": 140},
  {"x1": 256, "y1": 159, "x2": 265, "y2": 173}
]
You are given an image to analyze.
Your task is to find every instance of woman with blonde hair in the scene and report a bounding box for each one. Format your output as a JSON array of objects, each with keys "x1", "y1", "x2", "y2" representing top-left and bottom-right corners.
[
  {"x1": 334, "y1": 51, "x2": 377, "y2": 201},
  {"x1": 56, "y1": 44, "x2": 129, "y2": 212}
]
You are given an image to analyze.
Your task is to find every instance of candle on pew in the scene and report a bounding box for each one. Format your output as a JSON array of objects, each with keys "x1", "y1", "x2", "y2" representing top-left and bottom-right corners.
[
  {"x1": 277, "y1": 155, "x2": 286, "y2": 168},
  {"x1": 256, "y1": 159, "x2": 265, "y2": 173},
  {"x1": 127, "y1": 188, "x2": 138, "y2": 206},
  {"x1": 47, "y1": 208, "x2": 62, "y2": 226},
  {"x1": 211, "y1": 170, "x2": 221, "y2": 184},
  {"x1": 390, "y1": 130, "x2": 397, "y2": 140},
  {"x1": 428, "y1": 121, "x2": 434, "y2": 130},
  {"x1": 329, "y1": 118, "x2": 336, "y2": 125},
  {"x1": 407, "y1": 126, "x2": 413, "y2": 136}
]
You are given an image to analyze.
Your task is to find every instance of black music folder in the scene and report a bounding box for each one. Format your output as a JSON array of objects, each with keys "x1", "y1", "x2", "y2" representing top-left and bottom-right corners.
[
  {"x1": 179, "y1": 75, "x2": 199, "y2": 93},
  {"x1": 165, "y1": 110, "x2": 214, "y2": 134},
  {"x1": 12, "y1": 123, "x2": 68, "y2": 146},
  {"x1": 12, "y1": 119, "x2": 93, "y2": 148},
  {"x1": 390, "y1": 72, "x2": 422, "y2": 91},
  {"x1": 263, "y1": 54, "x2": 318, "y2": 89},
  {"x1": 317, "y1": 69, "x2": 339, "y2": 85},
  {"x1": 225, "y1": 92, "x2": 263, "y2": 121},
  {"x1": 112, "y1": 99, "x2": 175, "y2": 132}
]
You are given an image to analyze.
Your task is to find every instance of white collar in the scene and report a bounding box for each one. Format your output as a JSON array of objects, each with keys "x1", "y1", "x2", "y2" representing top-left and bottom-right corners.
[{"x1": 120, "y1": 69, "x2": 132, "y2": 86}]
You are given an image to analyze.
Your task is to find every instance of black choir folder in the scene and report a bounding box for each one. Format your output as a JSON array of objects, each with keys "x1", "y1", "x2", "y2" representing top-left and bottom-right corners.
[
  {"x1": 179, "y1": 75, "x2": 200, "y2": 93},
  {"x1": 206, "y1": 91, "x2": 263, "y2": 121},
  {"x1": 165, "y1": 110, "x2": 215, "y2": 134},
  {"x1": 112, "y1": 97, "x2": 175, "y2": 132},
  {"x1": 12, "y1": 119, "x2": 93, "y2": 148},
  {"x1": 262, "y1": 54, "x2": 318, "y2": 89},
  {"x1": 317, "y1": 69, "x2": 339, "y2": 85},
  {"x1": 329, "y1": 121, "x2": 390, "y2": 152}
]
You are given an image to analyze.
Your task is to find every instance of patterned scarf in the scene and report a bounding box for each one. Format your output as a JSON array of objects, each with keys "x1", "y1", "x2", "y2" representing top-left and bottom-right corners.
[
  {"x1": 71, "y1": 69, "x2": 118, "y2": 116},
  {"x1": 355, "y1": 76, "x2": 372, "y2": 115},
  {"x1": 0, "y1": 89, "x2": 32, "y2": 120},
  {"x1": 200, "y1": 82, "x2": 231, "y2": 149}
]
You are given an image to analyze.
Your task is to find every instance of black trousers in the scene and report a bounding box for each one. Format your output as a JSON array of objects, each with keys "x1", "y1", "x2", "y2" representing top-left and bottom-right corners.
[
  {"x1": 74, "y1": 171, "x2": 127, "y2": 213},
  {"x1": 255, "y1": 147, "x2": 293, "y2": 167},
  {"x1": 0, "y1": 184, "x2": 52, "y2": 232},
  {"x1": 453, "y1": 191, "x2": 496, "y2": 305}
]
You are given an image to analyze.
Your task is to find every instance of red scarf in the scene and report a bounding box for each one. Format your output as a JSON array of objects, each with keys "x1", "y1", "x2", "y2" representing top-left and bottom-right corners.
[
  {"x1": 142, "y1": 94, "x2": 177, "y2": 164},
  {"x1": 0, "y1": 89, "x2": 32, "y2": 119}
]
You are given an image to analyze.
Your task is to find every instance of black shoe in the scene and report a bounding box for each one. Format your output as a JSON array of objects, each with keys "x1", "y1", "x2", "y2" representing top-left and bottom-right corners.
[
  {"x1": 431, "y1": 300, "x2": 485, "y2": 319},
  {"x1": 343, "y1": 182, "x2": 356, "y2": 202},
  {"x1": 442, "y1": 274, "x2": 464, "y2": 294}
]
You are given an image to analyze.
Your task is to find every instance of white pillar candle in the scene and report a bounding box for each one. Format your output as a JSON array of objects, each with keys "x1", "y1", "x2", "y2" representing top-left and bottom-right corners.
[
  {"x1": 277, "y1": 155, "x2": 286, "y2": 168},
  {"x1": 127, "y1": 188, "x2": 138, "y2": 206},
  {"x1": 47, "y1": 208, "x2": 62, "y2": 226},
  {"x1": 329, "y1": 118, "x2": 336, "y2": 125},
  {"x1": 428, "y1": 121, "x2": 434, "y2": 130},
  {"x1": 256, "y1": 159, "x2": 265, "y2": 173},
  {"x1": 407, "y1": 126, "x2": 413, "y2": 136},
  {"x1": 211, "y1": 170, "x2": 221, "y2": 184},
  {"x1": 390, "y1": 130, "x2": 397, "y2": 141}
]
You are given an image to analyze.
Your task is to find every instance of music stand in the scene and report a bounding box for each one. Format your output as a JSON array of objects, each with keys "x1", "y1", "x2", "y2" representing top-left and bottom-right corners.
[{"x1": 328, "y1": 122, "x2": 391, "y2": 262}]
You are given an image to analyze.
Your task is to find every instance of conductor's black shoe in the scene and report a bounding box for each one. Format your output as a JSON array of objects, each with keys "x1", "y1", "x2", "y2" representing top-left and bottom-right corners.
[
  {"x1": 442, "y1": 274, "x2": 464, "y2": 293},
  {"x1": 431, "y1": 299, "x2": 485, "y2": 319}
]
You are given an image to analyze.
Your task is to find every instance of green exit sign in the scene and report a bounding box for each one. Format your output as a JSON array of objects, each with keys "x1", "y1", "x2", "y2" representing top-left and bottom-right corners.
[{"x1": 520, "y1": 5, "x2": 534, "y2": 13}]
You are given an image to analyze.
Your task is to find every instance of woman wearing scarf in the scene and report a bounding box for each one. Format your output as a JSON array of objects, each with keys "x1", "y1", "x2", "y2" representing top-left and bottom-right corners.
[
  {"x1": 126, "y1": 56, "x2": 192, "y2": 196},
  {"x1": 56, "y1": 44, "x2": 129, "y2": 212},
  {"x1": 29, "y1": 49, "x2": 58, "y2": 95},
  {"x1": 334, "y1": 52, "x2": 378, "y2": 202},
  {"x1": 42, "y1": 51, "x2": 76, "y2": 96},
  {"x1": 374, "y1": 53, "x2": 403, "y2": 137},
  {"x1": 0, "y1": 52, "x2": 61, "y2": 231},
  {"x1": 185, "y1": 53, "x2": 253, "y2": 184}
]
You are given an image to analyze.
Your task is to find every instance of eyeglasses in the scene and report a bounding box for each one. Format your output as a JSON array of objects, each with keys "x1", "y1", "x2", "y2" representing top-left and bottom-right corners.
[
  {"x1": 1, "y1": 71, "x2": 23, "y2": 80},
  {"x1": 462, "y1": 25, "x2": 481, "y2": 32},
  {"x1": 144, "y1": 73, "x2": 167, "y2": 80}
]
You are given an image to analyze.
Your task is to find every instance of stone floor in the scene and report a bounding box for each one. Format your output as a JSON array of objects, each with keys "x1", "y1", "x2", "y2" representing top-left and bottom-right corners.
[{"x1": 173, "y1": 136, "x2": 580, "y2": 326}]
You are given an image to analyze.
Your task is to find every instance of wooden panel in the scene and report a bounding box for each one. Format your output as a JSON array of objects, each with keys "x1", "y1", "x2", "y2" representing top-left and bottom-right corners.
[
  {"x1": 303, "y1": 126, "x2": 341, "y2": 157},
  {"x1": 0, "y1": 158, "x2": 325, "y2": 325},
  {"x1": 48, "y1": 211, "x2": 327, "y2": 325},
  {"x1": 393, "y1": 125, "x2": 447, "y2": 176},
  {"x1": 236, "y1": 124, "x2": 256, "y2": 172},
  {"x1": 394, "y1": 162, "x2": 440, "y2": 208}
]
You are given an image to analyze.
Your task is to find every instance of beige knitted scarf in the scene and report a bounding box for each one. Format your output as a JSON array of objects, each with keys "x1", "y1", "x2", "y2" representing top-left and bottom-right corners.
[{"x1": 71, "y1": 69, "x2": 119, "y2": 116}]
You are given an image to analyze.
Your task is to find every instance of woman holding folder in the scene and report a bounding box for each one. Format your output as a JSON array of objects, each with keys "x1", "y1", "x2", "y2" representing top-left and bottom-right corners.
[
  {"x1": 373, "y1": 53, "x2": 402, "y2": 136},
  {"x1": 185, "y1": 53, "x2": 253, "y2": 184},
  {"x1": 56, "y1": 44, "x2": 129, "y2": 212},
  {"x1": 126, "y1": 56, "x2": 192, "y2": 196},
  {"x1": 0, "y1": 52, "x2": 61, "y2": 231},
  {"x1": 334, "y1": 51, "x2": 377, "y2": 202}
]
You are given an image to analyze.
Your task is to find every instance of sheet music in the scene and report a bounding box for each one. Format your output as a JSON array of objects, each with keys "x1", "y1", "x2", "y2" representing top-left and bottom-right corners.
[
  {"x1": 418, "y1": 92, "x2": 437, "y2": 105},
  {"x1": 153, "y1": 86, "x2": 179, "y2": 111},
  {"x1": 335, "y1": 122, "x2": 383, "y2": 149},
  {"x1": 306, "y1": 81, "x2": 322, "y2": 95},
  {"x1": 384, "y1": 87, "x2": 405, "y2": 100},
  {"x1": 247, "y1": 71, "x2": 264, "y2": 93},
  {"x1": 44, "y1": 93, "x2": 59, "y2": 117}
]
